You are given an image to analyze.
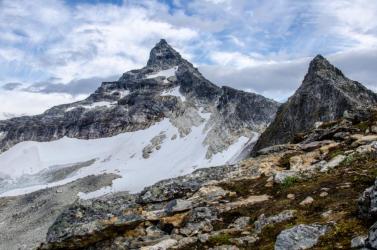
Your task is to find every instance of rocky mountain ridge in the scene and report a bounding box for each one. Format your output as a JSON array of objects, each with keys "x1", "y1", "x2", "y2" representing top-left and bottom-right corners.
[{"x1": 252, "y1": 55, "x2": 377, "y2": 153}]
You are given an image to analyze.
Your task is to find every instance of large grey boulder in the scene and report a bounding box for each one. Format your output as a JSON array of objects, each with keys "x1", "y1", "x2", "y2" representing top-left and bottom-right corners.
[{"x1": 275, "y1": 224, "x2": 329, "y2": 250}]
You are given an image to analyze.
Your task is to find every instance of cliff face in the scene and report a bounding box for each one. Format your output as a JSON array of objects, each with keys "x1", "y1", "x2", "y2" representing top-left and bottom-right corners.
[{"x1": 252, "y1": 55, "x2": 377, "y2": 153}]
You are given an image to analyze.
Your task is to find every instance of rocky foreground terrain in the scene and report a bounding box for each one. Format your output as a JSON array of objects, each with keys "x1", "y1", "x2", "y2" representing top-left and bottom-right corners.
[{"x1": 36, "y1": 107, "x2": 377, "y2": 249}]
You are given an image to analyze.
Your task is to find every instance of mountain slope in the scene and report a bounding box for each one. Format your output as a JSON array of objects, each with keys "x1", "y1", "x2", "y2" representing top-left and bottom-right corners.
[
  {"x1": 252, "y1": 55, "x2": 377, "y2": 153},
  {"x1": 0, "y1": 40, "x2": 279, "y2": 197}
]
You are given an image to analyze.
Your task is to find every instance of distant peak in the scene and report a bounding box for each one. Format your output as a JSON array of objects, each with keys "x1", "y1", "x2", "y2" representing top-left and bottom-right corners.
[
  {"x1": 147, "y1": 39, "x2": 184, "y2": 68},
  {"x1": 157, "y1": 39, "x2": 168, "y2": 46},
  {"x1": 307, "y1": 54, "x2": 344, "y2": 77}
]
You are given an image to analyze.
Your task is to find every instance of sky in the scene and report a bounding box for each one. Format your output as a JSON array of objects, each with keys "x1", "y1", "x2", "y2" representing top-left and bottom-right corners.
[{"x1": 1, "y1": 0, "x2": 377, "y2": 117}]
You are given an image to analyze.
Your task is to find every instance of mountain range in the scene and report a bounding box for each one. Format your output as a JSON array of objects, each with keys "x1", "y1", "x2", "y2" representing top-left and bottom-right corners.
[{"x1": 0, "y1": 40, "x2": 376, "y2": 250}]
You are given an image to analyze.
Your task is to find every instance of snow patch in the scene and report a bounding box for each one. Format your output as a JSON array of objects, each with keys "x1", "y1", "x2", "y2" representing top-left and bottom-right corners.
[
  {"x1": 110, "y1": 90, "x2": 129, "y2": 98},
  {"x1": 161, "y1": 86, "x2": 186, "y2": 102},
  {"x1": 66, "y1": 101, "x2": 116, "y2": 112},
  {"x1": 146, "y1": 66, "x2": 178, "y2": 79}
]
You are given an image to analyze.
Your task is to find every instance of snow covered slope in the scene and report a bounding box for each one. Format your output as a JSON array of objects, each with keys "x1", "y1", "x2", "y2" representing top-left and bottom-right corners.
[{"x1": 0, "y1": 118, "x2": 249, "y2": 197}]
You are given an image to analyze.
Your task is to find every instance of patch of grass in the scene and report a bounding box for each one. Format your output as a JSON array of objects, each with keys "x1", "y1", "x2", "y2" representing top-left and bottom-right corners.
[
  {"x1": 208, "y1": 233, "x2": 232, "y2": 245},
  {"x1": 343, "y1": 154, "x2": 356, "y2": 166},
  {"x1": 356, "y1": 121, "x2": 370, "y2": 132},
  {"x1": 327, "y1": 148, "x2": 344, "y2": 160},
  {"x1": 281, "y1": 176, "x2": 299, "y2": 189},
  {"x1": 314, "y1": 219, "x2": 367, "y2": 249}
]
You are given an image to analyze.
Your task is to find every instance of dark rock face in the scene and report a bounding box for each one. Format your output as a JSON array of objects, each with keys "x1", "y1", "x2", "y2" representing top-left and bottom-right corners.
[
  {"x1": 359, "y1": 178, "x2": 377, "y2": 220},
  {"x1": 147, "y1": 39, "x2": 185, "y2": 69},
  {"x1": 0, "y1": 39, "x2": 278, "y2": 155},
  {"x1": 252, "y1": 55, "x2": 377, "y2": 153}
]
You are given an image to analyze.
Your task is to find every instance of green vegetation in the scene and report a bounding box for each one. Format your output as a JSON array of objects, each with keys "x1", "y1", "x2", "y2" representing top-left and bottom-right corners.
[
  {"x1": 281, "y1": 176, "x2": 299, "y2": 188},
  {"x1": 208, "y1": 233, "x2": 232, "y2": 245}
]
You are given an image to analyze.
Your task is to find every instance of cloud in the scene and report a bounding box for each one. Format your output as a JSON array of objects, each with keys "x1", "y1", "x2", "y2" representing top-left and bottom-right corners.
[
  {"x1": 200, "y1": 48, "x2": 377, "y2": 101},
  {"x1": 1, "y1": 82, "x2": 23, "y2": 91},
  {"x1": 0, "y1": 0, "x2": 376, "y2": 111},
  {"x1": 0, "y1": 90, "x2": 86, "y2": 120},
  {"x1": 0, "y1": 0, "x2": 199, "y2": 83},
  {"x1": 27, "y1": 75, "x2": 119, "y2": 95}
]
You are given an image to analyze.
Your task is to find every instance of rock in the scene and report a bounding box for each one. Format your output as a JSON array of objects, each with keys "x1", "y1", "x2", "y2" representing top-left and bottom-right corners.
[
  {"x1": 371, "y1": 125, "x2": 377, "y2": 134},
  {"x1": 358, "y1": 179, "x2": 377, "y2": 220},
  {"x1": 287, "y1": 193, "x2": 295, "y2": 200},
  {"x1": 319, "y1": 192, "x2": 328, "y2": 197},
  {"x1": 175, "y1": 237, "x2": 197, "y2": 248},
  {"x1": 299, "y1": 196, "x2": 314, "y2": 206},
  {"x1": 275, "y1": 224, "x2": 329, "y2": 250},
  {"x1": 254, "y1": 210, "x2": 296, "y2": 234},
  {"x1": 209, "y1": 245, "x2": 240, "y2": 250},
  {"x1": 351, "y1": 235, "x2": 367, "y2": 248},
  {"x1": 140, "y1": 239, "x2": 177, "y2": 250},
  {"x1": 352, "y1": 135, "x2": 377, "y2": 147},
  {"x1": 198, "y1": 233, "x2": 210, "y2": 243},
  {"x1": 179, "y1": 207, "x2": 218, "y2": 236},
  {"x1": 220, "y1": 195, "x2": 270, "y2": 212},
  {"x1": 299, "y1": 140, "x2": 333, "y2": 151},
  {"x1": 229, "y1": 236, "x2": 258, "y2": 245},
  {"x1": 190, "y1": 185, "x2": 228, "y2": 202},
  {"x1": 164, "y1": 199, "x2": 193, "y2": 214},
  {"x1": 256, "y1": 144, "x2": 299, "y2": 156},
  {"x1": 321, "y1": 210, "x2": 333, "y2": 218},
  {"x1": 356, "y1": 141, "x2": 377, "y2": 154},
  {"x1": 228, "y1": 217, "x2": 250, "y2": 230},
  {"x1": 160, "y1": 212, "x2": 188, "y2": 228},
  {"x1": 320, "y1": 155, "x2": 346, "y2": 172},
  {"x1": 366, "y1": 221, "x2": 377, "y2": 248},
  {"x1": 137, "y1": 165, "x2": 235, "y2": 204}
]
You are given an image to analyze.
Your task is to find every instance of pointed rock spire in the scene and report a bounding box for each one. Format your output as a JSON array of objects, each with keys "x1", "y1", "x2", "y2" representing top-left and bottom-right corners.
[
  {"x1": 147, "y1": 39, "x2": 184, "y2": 69},
  {"x1": 307, "y1": 54, "x2": 344, "y2": 77}
]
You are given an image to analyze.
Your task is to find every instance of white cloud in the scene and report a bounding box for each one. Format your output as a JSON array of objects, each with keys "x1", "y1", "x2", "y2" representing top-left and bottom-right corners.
[
  {"x1": 0, "y1": 0, "x2": 199, "y2": 83},
  {"x1": 0, "y1": 0, "x2": 376, "y2": 111},
  {"x1": 0, "y1": 90, "x2": 86, "y2": 119}
]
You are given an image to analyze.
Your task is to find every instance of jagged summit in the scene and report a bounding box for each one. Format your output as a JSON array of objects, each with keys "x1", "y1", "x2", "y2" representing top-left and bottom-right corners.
[
  {"x1": 146, "y1": 39, "x2": 185, "y2": 69},
  {"x1": 252, "y1": 55, "x2": 377, "y2": 153},
  {"x1": 306, "y1": 54, "x2": 344, "y2": 79}
]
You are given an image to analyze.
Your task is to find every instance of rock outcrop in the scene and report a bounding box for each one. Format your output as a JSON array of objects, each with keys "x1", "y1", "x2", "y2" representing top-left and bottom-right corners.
[{"x1": 252, "y1": 55, "x2": 377, "y2": 153}]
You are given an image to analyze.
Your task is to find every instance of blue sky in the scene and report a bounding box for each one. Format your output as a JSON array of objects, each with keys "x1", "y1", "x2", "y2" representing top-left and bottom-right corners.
[{"x1": 0, "y1": 0, "x2": 377, "y2": 117}]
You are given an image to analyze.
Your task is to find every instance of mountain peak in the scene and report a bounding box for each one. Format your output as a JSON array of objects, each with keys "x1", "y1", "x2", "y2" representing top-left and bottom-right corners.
[
  {"x1": 307, "y1": 54, "x2": 343, "y2": 77},
  {"x1": 147, "y1": 39, "x2": 184, "y2": 68}
]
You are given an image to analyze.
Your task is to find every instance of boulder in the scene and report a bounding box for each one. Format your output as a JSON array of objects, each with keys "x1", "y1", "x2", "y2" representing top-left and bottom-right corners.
[
  {"x1": 358, "y1": 179, "x2": 377, "y2": 220},
  {"x1": 254, "y1": 210, "x2": 296, "y2": 233},
  {"x1": 275, "y1": 224, "x2": 329, "y2": 250},
  {"x1": 320, "y1": 155, "x2": 346, "y2": 172}
]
